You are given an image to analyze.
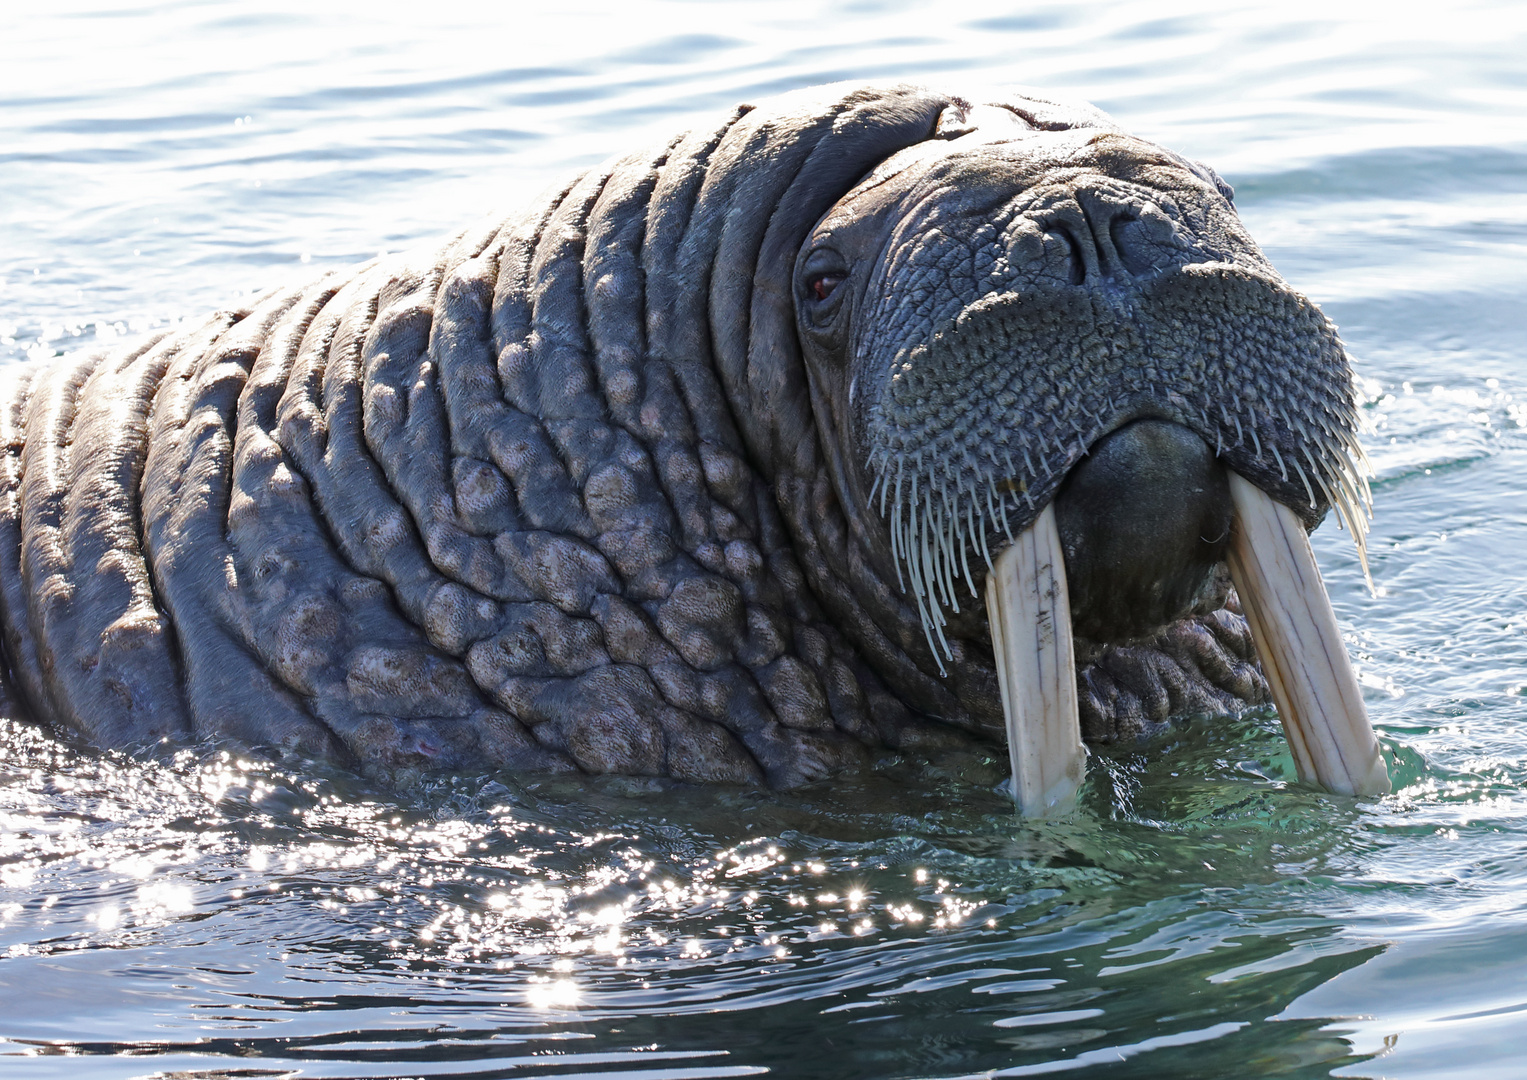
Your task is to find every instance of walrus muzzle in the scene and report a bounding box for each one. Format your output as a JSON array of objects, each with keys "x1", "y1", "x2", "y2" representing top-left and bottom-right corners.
[
  {"x1": 986, "y1": 421, "x2": 1391, "y2": 814},
  {"x1": 1056, "y1": 421, "x2": 1231, "y2": 644}
]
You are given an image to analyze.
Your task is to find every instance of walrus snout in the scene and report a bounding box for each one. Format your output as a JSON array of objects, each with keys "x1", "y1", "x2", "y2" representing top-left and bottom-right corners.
[
  {"x1": 1043, "y1": 192, "x2": 1155, "y2": 285},
  {"x1": 1053, "y1": 420, "x2": 1231, "y2": 642}
]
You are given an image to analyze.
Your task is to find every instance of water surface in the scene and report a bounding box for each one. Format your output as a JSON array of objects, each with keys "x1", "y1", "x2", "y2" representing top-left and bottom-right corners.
[{"x1": 3, "y1": 2, "x2": 1527, "y2": 1076}]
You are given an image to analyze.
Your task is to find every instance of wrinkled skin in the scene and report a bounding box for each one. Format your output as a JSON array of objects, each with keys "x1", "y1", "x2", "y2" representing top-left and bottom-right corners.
[{"x1": 0, "y1": 83, "x2": 1364, "y2": 786}]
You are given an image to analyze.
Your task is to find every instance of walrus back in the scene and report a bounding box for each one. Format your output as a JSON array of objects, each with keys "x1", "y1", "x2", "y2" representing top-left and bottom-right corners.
[{"x1": 0, "y1": 84, "x2": 970, "y2": 784}]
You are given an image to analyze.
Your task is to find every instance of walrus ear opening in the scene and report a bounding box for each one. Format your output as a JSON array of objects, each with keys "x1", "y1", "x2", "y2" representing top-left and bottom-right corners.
[
  {"x1": 1190, "y1": 159, "x2": 1236, "y2": 205},
  {"x1": 933, "y1": 101, "x2": 976, "y2": 140}
]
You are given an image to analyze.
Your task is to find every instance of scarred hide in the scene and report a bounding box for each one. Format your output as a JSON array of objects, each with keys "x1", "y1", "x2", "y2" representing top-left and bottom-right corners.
[{"x1": 0, "y1": 83, "x2": 1382, "y2": 796}]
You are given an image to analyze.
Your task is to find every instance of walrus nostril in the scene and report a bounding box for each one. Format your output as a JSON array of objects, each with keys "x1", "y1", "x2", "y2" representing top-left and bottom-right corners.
[
  {"x1": 1053, "y1": 420, "x2": 1231, "y2": 642},
  {"x1": 1053, "y1": 224, "x2": 1087, "y2": 285},
  {"x1": 1050, "y1": 208, "x2": 1148, "y2": 284},
  {"x1": 1108, "y1": 211, "x2": 1156, "y2": 277}
]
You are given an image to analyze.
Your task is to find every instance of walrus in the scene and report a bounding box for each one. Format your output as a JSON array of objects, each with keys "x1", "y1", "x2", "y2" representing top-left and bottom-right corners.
[{"x1": 0, "y1": 82, "x2": 1389, "y2": 810}]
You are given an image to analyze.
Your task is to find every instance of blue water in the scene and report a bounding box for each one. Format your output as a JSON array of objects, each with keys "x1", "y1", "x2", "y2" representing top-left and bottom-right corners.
[{"x1": 3, "y1": 2, "x2": 1527, "y2": 1076}]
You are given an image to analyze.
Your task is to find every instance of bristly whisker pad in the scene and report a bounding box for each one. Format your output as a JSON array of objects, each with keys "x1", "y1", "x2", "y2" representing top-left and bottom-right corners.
[{"x1": 860, "y1": 267, "x2": 1374, "y2": 667}]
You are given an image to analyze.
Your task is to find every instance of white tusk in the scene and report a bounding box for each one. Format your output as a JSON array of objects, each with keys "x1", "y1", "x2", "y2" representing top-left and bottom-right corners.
[
  {"x1": 986, "y1": 504, "x2": 1088, "y2": 815},
  {"x1": 1226, "y1": 471, "x2": 1391, "y2": 797}
]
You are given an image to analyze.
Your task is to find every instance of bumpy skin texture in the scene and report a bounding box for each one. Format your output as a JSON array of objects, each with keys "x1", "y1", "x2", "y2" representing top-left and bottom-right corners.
[{"x1": 0, "y1": 83, "x2": 1365, "y2": 784}]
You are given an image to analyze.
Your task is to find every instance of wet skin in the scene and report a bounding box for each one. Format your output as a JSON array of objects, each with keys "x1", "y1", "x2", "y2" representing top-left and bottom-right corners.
[{"x1": 0, "y1": 84, "x2": 1367, "y2": 782}]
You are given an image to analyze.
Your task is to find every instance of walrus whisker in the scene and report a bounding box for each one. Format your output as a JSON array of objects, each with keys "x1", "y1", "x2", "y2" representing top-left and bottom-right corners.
[
  {"x1": 938, "y1": 495, "x2": 960, "y2": 611},
  {"x1": 922, "y1": 617, "x2": 946, "y2": 666},
  {"x1": 978, "y1": 498, "x2": 994, "y2": 570},
  {"x1": 934, "y1": 497, "x2": 958, "y2": 607},
  {"x1": 1269, "y1": 442, "x2": 1288, "y2": 482},
  {"x1": 920, "y1": 501, "x2": 941, "y2": 608},
  {"x1": 891, "y1": 504, "x2": 903, "y2": 595},
  {"x1": 916, "y1": 496, "x2": 954, "y2": 665},
  {"x1": 908, "y1": 511, "x2": 931, "y2": 603},
  {"x1": 1353, "y1": 438, "x2": 1377, "y2": 508},
  {"x1": 1328, "y1": 467, "x2": 1374, "y2": 589},
  {"x1": 959, "y1": 493, "x2": 977, "y2": 599},
  {"x1": 942, "y1": 491, "x2": 957, "y2": 596},
  {"x1": 964, "y1": 479, "x2": 983, "y2": 587},
  {"x1": 1306, "y1": 455, "x2": 1370, "y2": 583},
  {"x1": 909, "y1": 501, "x2": 928, "y2": 601},
  {"x1": 913, "y1": 520, "x2": 925, "y2": 598},
  {"x1": 1291, "y1": 456, "x2": 1317, "y2": 508},
  {"x1": 1303, "y1": 447, "x2": 1337, "y2": 525},
  {"x1": 920, "y1": 497, "x2": 939, "y2": 606},
  {"x1": 939, "y1": 486, "x2": 956, "y2": 603},
  {"x1": 912, "y1": 581, "x2": 946, "y2": 676},
  {"x1": 1342, "y1": 436, "x2": 1375, "y2": 516},
  {"x1": 983, "y1": 476, "x2": 1007, "y2": 562},
  {"x1": 1333, "y1": 459, "x2": 1366, "y2": 526}
]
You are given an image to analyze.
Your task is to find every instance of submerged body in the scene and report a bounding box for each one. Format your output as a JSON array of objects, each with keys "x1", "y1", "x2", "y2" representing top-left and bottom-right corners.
[{"x1": 0, "y1": 83, "x2": 1383, "y2": 793}]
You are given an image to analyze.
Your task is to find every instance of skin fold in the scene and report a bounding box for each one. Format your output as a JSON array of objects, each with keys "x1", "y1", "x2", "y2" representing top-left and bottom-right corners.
[{"x1": 0, "y1": 83, "x2": 1366, "y2": 786}]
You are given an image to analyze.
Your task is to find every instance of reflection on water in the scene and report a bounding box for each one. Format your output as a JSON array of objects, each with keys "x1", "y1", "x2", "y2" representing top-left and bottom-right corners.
[
  {"x1": 3, "y1": 0, "x2": 1527, "y2": 1076},
  {"x1": 1, "y1": 717, "x2": 1395, "y2": 1077}
]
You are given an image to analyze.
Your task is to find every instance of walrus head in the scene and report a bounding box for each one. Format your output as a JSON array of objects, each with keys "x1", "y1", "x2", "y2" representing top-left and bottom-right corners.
[{"x1": 785, "y1": 100, "x2": 1387, "y2": 810}]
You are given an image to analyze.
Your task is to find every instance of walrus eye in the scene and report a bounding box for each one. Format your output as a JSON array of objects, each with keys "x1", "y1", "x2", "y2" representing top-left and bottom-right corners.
[
  {"x1": 810, "y1": 274, "x2": 844, "y2": 302},
  {"x1": 800, "y1": 246, "x2": 849, "y2": 315}
]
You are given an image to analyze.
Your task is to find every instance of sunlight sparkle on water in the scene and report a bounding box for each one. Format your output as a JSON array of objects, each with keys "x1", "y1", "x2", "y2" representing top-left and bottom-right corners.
[{"x1": 4, "y1": 0, "x2": 1527, "y2": 1074}]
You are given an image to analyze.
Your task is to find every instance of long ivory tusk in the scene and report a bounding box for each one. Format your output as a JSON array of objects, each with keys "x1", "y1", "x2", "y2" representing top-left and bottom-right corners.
[
  {"x1": 1226, "y1": 471, "x2": 1391, "y2": 797},
  {"x1": 986, "y1": 504, "x2": 1088, "y2": 815}
]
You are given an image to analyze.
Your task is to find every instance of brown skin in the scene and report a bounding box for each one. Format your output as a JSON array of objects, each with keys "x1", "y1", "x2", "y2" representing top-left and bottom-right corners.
[{"x1": 0, "y1": 86, "x2": 1362, "y2": 781}]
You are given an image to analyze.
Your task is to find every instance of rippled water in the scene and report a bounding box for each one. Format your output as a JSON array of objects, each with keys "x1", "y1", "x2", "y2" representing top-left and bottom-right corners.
[{"x1": 3, "y1": 2, "x2": 1526, "y2": 1076}]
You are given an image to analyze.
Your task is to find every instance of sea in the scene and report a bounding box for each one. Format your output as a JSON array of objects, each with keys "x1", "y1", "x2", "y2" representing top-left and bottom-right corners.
[{"x1": 2, "y1": 1, "x2": 1526, "y2": 1076}]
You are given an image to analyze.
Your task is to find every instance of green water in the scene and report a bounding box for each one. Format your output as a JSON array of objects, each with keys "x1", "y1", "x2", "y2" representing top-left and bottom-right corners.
[{"x1": 3, "y1": 1, "x2": 1526, "y2": 1076}]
